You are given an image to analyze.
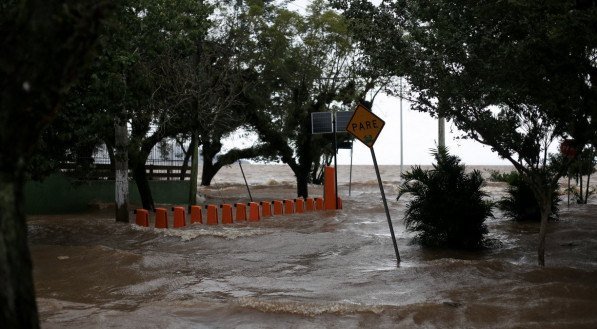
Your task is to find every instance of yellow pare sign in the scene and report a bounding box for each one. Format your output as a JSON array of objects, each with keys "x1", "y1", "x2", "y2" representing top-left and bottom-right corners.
[{"x1": 346, "y1": 103, "x2": 385, "y2": 148}]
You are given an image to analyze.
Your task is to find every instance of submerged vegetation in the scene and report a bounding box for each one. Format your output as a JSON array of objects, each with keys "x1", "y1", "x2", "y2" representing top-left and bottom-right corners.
[
  {"x1": 397, "y1": 147, "x2": 493, "y2": 250},
  {"x1": 493, "y1": 171, "x2": 560, "y2": 222}
]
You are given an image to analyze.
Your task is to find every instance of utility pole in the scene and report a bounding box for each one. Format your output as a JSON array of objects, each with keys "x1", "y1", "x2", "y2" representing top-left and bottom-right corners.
[
  {"x1": 438, "y1": 117, "x2": 446, "y2": 148},
  {"x1": 399, "y1": 78, "x2": 404, "y2": 177},
  {"x1": 438, "y1": 96, "x2": 446, "y2": 148}
]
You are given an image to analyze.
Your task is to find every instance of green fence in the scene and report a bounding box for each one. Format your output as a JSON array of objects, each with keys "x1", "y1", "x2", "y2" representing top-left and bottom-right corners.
[{"x1": 25, "y1": 174, "x2": 190, "y2": 214}]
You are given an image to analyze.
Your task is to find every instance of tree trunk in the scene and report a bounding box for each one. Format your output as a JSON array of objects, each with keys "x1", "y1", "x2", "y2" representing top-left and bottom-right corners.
[
  {"x1": 296, "y1": 169, "x2": 309, "y2": 198},
  {"x1": 188, "y1": 133, "x2": 199, "y2": 209},
  {"x1": 132, "y1": 163, "x2": 155, "y2": 211},
  {"x1": 114, "y1": 120, "x2": 129, "y2": 221},
  {"x1": 310, "y1": 160, "x2": 322, "y2": 184},
  {"x1": 537, "y1": 195, "x2": 551, "y2": 267},
  {"x1": 584, "y1": 172, "x2": 591, "y2": 204},
  {"x1": 179, "y1": 138, "x2": 194, "y2": 180},
  {"x1": 201, "y1": 156, "x2": 220, "y2": 186},
  {"x1": 200, "y1": 140, "x2": 223, "y2": 186},
  {"x1": 0, "y1": 170, "x2": 40, "y2": 328},
  {"x1": 579, "y1": 172, "x2": 584, "y2": 203}
]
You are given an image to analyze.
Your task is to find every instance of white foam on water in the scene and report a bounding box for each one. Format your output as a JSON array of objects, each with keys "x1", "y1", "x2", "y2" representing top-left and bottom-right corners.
[
  {"x1": 163, "y1": 227, "x2": 274, "y2": 241},
  {"x1": 235, "y1": 297, "x2": 385, "y2": 317},
  {"x1": 131, "y1": 224, "x2": 274, "y2": 241}
]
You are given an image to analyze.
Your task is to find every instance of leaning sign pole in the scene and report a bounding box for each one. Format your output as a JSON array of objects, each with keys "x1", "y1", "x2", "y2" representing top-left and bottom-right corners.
[{"x1": 346, "y1": 103, "x2": 401, "y2": 265}]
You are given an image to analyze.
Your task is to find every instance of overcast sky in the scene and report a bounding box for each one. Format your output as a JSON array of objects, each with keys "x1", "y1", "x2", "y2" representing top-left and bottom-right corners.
[{"x1": 337, "y1": 93, "x2": 511, "y2": 165}]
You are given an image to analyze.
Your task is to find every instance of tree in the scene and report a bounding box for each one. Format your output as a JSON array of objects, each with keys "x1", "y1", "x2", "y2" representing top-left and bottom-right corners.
[
  {"x1": 237, "y1": 0, "x2": 375, "y2": 197},
  {"x1": 77, "y1": 0, "x2": 212, "y2": 210},
  {"x1": 397, "y1": 147, "x2": 493, "y2": 250},
  {"x1": 0, "y1": 1, "x2": 112, "y2": 327},
  {"x1": 566, "y1": 146, "x2": 597, "y2": 204},
  {"x1": 148, "y1": 5, "x2": 274, "y2": 189},
  {"x1": 338, "y1": 0, "x2": 597, "y2": 266},
  {"x1": 496, "y1": 171, "x2": 560, "y2": 222}
]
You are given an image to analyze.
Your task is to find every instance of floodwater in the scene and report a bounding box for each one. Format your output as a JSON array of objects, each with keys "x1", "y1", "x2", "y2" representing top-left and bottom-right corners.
[{"x1": 29, "y1": 165, "x2": 597, "y2": 328}]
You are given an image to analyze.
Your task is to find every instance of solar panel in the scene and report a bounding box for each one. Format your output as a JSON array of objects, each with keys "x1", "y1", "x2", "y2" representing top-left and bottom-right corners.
[
  {"x1": 335, "y1": 111, "x2": 354, "y2": 132},
  {"x1": 311, "y1": 112, "x2": 333, "y2": 134}
]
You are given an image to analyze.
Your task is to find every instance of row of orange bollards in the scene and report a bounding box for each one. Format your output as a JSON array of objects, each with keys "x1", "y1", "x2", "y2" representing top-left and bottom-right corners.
[{"x1": 134, "y1": 197, "x2": 343, "y2": 229}]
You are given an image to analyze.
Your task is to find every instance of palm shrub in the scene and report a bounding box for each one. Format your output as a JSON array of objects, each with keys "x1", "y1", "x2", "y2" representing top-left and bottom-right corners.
[
  {"x1": 397, "y1": 147, "x2": 493, "y2": 250},
  {"x1": 496, "y1": 171, "x2": 559, "y2": 221}
]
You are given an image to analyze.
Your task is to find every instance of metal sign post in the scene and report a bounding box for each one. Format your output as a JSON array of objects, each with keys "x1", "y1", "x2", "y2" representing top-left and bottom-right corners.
[
  {"x1": 311, "y1": 110, "x2": 355, "y2": 208},
  {"x1": 346, "y1": 103, "x2": 401, "y2": 265},
  {"x1": 238, "y1": 161, "x2": 253, "y2": 202},
  {"x1": 371, "y1": 147, "x2": 401, "y2": 265},
  {"x1": 332, "y1": 114, "x2": 339, "y2": 209}
]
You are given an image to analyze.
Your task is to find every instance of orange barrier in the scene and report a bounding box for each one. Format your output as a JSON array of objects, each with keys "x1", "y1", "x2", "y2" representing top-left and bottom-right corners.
[
  {"x1": 190, "y1": 205, "x2": 202, "y2": 224},
  {"x1": 337, "y1": 197, "x2": 343, "y2": 210},
  {"x1": 206, "y1": 204, "x2": 218, "y2": 225},
  {"x1": 235, "y1": 203, "x2": 247, "y2": 221},
  {"x1": 284, "y1": 199, "x2": 295, "y2": 214},
  {"x1": 248, "y1": 202, "x2": 260, "y2": 221},
  {"x1": 324, "y1": 166, "x2": 337, "y2": 210},
  {"x1": 295, "y1": 198, "x2": 305, "y2": 214},
  {"x1": 135, "y1": 209, "x2": 149, "y2": 227},
  {"x1": 155, "y1": 208, "x2": 168, "y2": 228},
  {"x1": 221, "y1": 204, "x2": 233, "y2": 224},
  {"x1": 261, "y1": 201, "x2": 272, "y2": 217},
  {"x1": 272, "y1": 200, "x2": 284, "y2": 215},
  {"x1": 315, "y1": 197, "x2": 324, "y2": 210},
  {"x1": 305, "y1": 198, "x2": 314, "y2": 212},
  {"x1": 172, "y1": 206, "x2": 186, "y2": 228}
]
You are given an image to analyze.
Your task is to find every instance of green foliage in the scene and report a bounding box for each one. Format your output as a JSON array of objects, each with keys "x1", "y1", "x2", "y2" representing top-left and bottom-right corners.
[
  {"x1": 397, "y1": 147, "x2": 493, "y2": 250},
  {"x1": 339, "y1": 0, "x2": 597, "y2": 264},
  {"x1": 234, "y1": 0, "x2": 375, "y2": 196},
  {"x1": 487, "y1": 170, "x2": 519, "y2": 184},
  {"x1": 497, "y1": 171, "x2": 560, "y2": 222}
]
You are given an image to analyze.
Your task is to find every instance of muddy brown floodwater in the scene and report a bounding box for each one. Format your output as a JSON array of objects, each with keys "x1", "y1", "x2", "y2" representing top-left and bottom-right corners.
[{"x1": 29, "y1": 165, "x2": 597, "y2": 328}]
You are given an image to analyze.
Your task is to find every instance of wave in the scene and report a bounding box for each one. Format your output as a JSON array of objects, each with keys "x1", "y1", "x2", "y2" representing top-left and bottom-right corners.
[
  {"x1": 235, "y1": 297, "x2": 384, "y2": 317},
  {"x1": 131, "y1": 224, "x2": 273, "y2": 241}
]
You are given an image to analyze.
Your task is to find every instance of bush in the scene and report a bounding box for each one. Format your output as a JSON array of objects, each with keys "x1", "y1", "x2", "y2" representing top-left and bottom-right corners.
[
  {"x1": 497, "y1": 171, "x2": 559, "y2": 221},
  {"x1": 487, "y1": 169, "x2": 518, "y2": 183},
  {"x1": 397, "y1": 147, "x2": 493, "y2": 250}
]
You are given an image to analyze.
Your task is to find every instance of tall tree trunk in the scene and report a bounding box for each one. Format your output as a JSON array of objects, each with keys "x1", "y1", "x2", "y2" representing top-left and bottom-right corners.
[
  {"x1": 0, "y1": 169, "x2": 40, "y2": 328},
  {"x1": 132, "y1": 162, "x2": 155, "y2": 211},
  {"x1": 579, "y1": 172, "x2": 584, "y2": 203},
  {"x1": 296, "y1": 170, "x2": 309, "y2": 198},
  {"x1": 179, "y1": 138, "x2": 194, "y2": 180},
  {"x1": 585, "y1": 172, "x2": 591, "y2": 204},
  {"x1": 114, "y1": 120, "x2": 129, "y2": 221},
  {"x1": 311, "y1": 160, "x2": 323, "y2": 184},
  {"x1": 188, "y1": 133, "x2": 199, "y2": 209},
  {"x1": 200, "y1": 140, "x2": 223, "y2": 186},
  {"x1": 537, "y1": 194, "x2": 551, "y2": 267},
  {"x1": 201, "y1": 155, "x2": 220, "y2": 186}
]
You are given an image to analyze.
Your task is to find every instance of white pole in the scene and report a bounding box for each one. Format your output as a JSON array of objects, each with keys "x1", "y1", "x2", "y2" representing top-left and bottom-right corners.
[
  {"x1": 400, "y1": 78, "x2": 404, "y2": 178},
  {"x1": 438, "y1": 117, "x2": 446, "y2": 148}
]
